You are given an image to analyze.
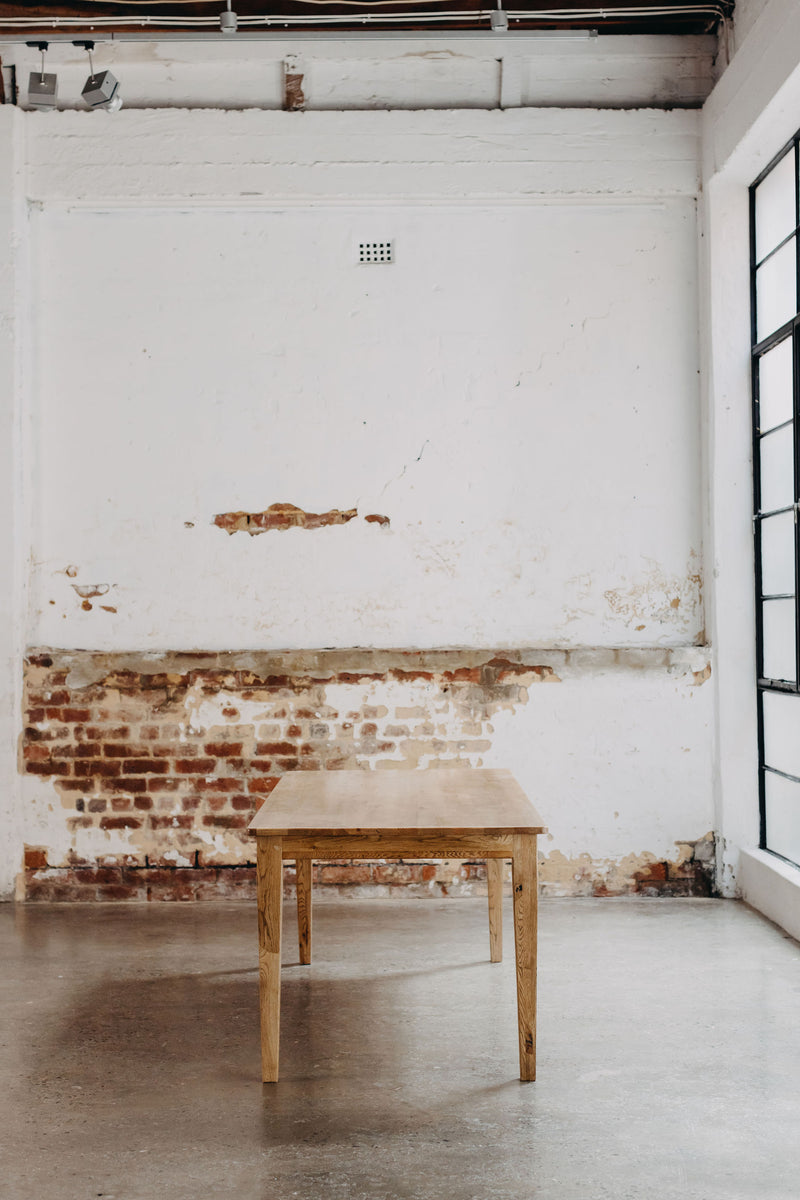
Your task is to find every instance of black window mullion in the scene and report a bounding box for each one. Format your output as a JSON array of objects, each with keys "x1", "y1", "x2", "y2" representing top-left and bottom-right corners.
[
  {"x1": 751, "y1": 133, "x2": 800, "y2": 866},
  {"x1": 794, "y1": 331, "x2": 800, "y2": 690},
  {"x1": 757, "y1": 687, "x2": 767, "y2": 848}
]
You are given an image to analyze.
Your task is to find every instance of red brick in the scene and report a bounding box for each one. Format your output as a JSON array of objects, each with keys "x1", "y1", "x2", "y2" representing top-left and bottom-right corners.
[
  {"x1": 67, "y1": 815, "x2": 94, "y2": 830},
  {"x1": 87, "y1": 798, "x2": 107, "y2": 813},
  {"x1": 248, "y1": 778, "x2": 279, "y2": 794},
  {"x1": 286, "y1": 725, "x2": 302, "y2": 739},
  {"x1": 110, "y1": 777, "x2": 148, "y2": 794},
  {"x1": 231, "y1": 795, "x2": 253, "y2": 811},
  {"x1": 181, "y1": 796, "x2": 201, "y2": 810},
  {"x1": 60, "y1": 708, "x2": 92, "y2": 723},
  {"x1": 134, "y1": 796, "x2": 154, "y2": 811},
  {"x1": 150, "y1": 814, "x2": 194, "y2": 830},
  {"x1": 123, "y1": 759, "x2": 168, "y2": 774},
  {"x1": 249, "y1": 758, "x2": 273, "y2": 772},
  {"x1": 73, "y1": 743, "x2": 103, "y2": 758},
  {"x1": 319, "y1": 863, "x2": 373, "y2": 885},
  {"x1": 26, "y1": 761, "x2": 72, "y2": 776},
  {"x1": 26, "y1": 707, "x2": 45, "y2": 723},
  {"x1": 175, "y1": 758, "x2": 216, "y2": 773},
  {"x1": 76, "y1": 868, "x2": 120, "y2": 884},
  {"x1": 86, "y1": 725, "x2": 130, "y2": 740},
  {"x1": 159, "y1": 743, "x2": 197, "y2": 757},
  {"x1": 24, "y1": 847, "x2": 48, "y2": 870},
  {"x1": 147, "y1": 778, "x2": 184, "y2": 792},
  {"x1": 25, "y1": 725, "x2": 69, "y2": 742},
  {"x1": 195, "y1": 777, "x2": 241, "y2": 792},
  {"x1": 111, "y1": 797, "x2": 132, "y2": 812},
  {"x1": 103, "y1": 743, "x2": 148, "y2": 757},
  {"x1": 204, "y1": 742, "x2": 244, "y2": 757},
  {"x1": 98, "y1": 884, "x2": 140, "y2": 901},
  {"x1": 100, "y1": 816, "x2": 142, "y2": 830},
  {"x1": 75, "y1": 759, "x2": 120, "y2": 778},
  {"x1": 637, "y1": 862, "x2": 668, "y2": 883},
  {"x1": 23, "y1": 744, "x2": 50, "y2": 762},
  {"x1": 202, "y1": 814, "x2": 248, "y2": 829},
  {"x1": 26, "y1": 881, "x2": 85, "y2": 902},
  {"x1": 257, "y1": 742, "x2": 295, "y2": 756}
]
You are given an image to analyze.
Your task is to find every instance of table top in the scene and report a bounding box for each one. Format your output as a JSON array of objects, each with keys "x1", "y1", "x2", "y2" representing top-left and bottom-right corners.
[{"x1": 248, "y1": 768, "x2": 546, "y2": 837}]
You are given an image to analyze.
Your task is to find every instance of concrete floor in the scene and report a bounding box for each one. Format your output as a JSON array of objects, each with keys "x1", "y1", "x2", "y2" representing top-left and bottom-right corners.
[{"x1": 2, "y1": 897, "x2": 800, "y2": 1200}]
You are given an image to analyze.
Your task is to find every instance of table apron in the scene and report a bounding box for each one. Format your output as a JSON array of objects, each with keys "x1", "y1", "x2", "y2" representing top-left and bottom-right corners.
[{"x1": 273, "y1": 833, "x2": 516, "y2": 859}]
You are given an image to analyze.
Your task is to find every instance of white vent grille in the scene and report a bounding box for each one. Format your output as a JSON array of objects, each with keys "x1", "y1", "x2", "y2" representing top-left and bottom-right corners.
[{"x1": 358, "y1": 241, "x2": 393, "y2": 264}]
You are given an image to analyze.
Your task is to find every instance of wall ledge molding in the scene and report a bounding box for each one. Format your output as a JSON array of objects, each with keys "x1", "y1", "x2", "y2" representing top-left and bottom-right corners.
[{"x1": 739, "y1": 848, "x2": 800, "y2": 943}]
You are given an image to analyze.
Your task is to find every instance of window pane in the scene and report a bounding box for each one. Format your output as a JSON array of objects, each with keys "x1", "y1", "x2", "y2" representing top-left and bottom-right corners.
[
  {"x1": 760, "y1": 423, "x2": 795, "y2": 512},
  {"x1": 765, "y1": 771, "x2": 800, "y2": 865},
  {"x1": 756, "y1": 238, "x2": 797, "y2": 342},
  {"x1": 755, "y1": 149, "x2": 796, "y2": 262},
  {"x1": 762, "y1": 599, "x2": 797, "y2": 682},
  {"x1": 760, "y1": 510, "x2": 796, "y2": 594},
  {"x1": 758, "y1": 335, "x2": 794, "y2": 432},
  {"x1": 763, "y1": 689, "x2": 800, "y2": 774}
]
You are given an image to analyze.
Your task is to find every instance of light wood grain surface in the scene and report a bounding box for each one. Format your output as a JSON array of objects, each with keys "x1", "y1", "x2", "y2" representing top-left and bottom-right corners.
[{"x1": 248, "y1": 769, "x2": 546, "y2": 836}]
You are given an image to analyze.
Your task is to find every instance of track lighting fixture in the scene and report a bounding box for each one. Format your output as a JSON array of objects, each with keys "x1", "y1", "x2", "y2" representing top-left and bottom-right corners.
[
  {"x1": 220, "y1": 1, "x2": 238, "y2": 34},
  {"x1": 491, "y1": 2, "x2": 509, "y2": 31},
  {"x1": 75, "y1": 41, "x2": 122, "y2": 112},
  {"x1": 26, "y1": 42, "x2": 57, "y2": 111}
]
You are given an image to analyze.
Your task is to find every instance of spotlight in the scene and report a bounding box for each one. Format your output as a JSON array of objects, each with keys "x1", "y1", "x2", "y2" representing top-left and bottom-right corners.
[
  {"x1": 220, "y1": 0, "x2": 238, "y2": 33},
  {"x1": 26, "y1": 42, "x2": 57, "y2": 111},
  {"x1": 490, "y1": 3, "x2": 509, "y2": 30},
  {"x1": 75, "y1": 41, "x2": 122, "y2": 112}
]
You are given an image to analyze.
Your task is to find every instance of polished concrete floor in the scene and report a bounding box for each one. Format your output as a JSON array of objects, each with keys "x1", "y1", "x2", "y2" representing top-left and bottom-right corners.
[{"x1": 3, "y1": 897, "x2": 800, "y2": 1200}]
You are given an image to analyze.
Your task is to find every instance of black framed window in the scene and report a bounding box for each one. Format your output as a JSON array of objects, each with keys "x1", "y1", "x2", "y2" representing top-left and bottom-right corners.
[{"x1": 751, "y1": 135, "x2": 800, "y2": 868}]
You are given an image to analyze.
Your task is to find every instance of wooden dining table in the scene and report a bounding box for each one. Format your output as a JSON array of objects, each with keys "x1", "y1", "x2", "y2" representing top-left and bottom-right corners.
[{"x1": 248, "y1": 768, "x2": 547, "y2": 1083}]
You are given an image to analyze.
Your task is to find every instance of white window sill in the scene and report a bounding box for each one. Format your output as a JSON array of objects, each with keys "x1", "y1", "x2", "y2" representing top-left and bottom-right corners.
[{"x1": 739, "y1": 848, "x2": 800, "y2": 943}]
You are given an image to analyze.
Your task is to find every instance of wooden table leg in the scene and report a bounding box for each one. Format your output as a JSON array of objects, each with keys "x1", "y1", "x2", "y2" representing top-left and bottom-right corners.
[
  {"x1": 512, "y1": 834, "x2": 538, "y2": 1082},
  {"x1": 487, "y1": 858, "x2": 504, "y2": 963},
  {"x1": 296, "y1": 858, "x2": 312, "y2": 965},
  {"x1": 257, "y1": 836, "x2": 283, "y2": 1083}
]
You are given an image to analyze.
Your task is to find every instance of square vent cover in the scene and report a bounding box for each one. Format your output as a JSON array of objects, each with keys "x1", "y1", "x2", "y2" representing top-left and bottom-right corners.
[{"x1": 358, "y1": 241, "x2": 393, "y2": 265}]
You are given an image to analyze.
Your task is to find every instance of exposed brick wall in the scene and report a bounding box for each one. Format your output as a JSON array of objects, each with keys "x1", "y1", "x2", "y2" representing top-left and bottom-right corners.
[
  {"x1": 21, "y1": 649, "x2": 556, "y2": 901},
  {"x1": 19, "y1": 648, "x2": 715, "y2": 902}
]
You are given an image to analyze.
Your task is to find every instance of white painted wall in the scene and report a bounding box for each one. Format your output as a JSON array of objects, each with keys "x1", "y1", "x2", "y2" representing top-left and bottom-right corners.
[
  {"x1": 4, "y1": 99, "x2": 717, "y2": 894},
  {"x1": 24, "y1": 110, "x2": 703, "y2": 653},
  {"x1": 702, "y1": 0, "x2": 800, "y2": 898},
  {"x1": 0, "y1": 108, "x2": 26, "y2": 899},
  {"x1": 732, "y1": 0, "x2": 773, "y2": 57},
  {"x1": 0, "y1": 35, "x2": 717, "y2": 113}
]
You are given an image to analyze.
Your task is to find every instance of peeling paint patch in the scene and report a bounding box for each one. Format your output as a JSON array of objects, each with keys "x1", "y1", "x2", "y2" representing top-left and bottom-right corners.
[
  {"x1": 19, "y1": 647, "x2": 713, "y2": 902},
  {"x1": 540, "y1": 834, "x2": 715, "y2": 897},
  {"x1": 365, "y1": 513, "x2": 391, "y2": 528},
  {"x1": 213, "y1": 503, "x2": 358, "y2": 535},
  {"x1": 284, "y1": 72, "x2": 305, "y2": 111},
  {"x1": 71, "y1": 584, "x2": 109, "y2": 599},
  {"x1": 603, "y1": 556, "x2": 703, "y2": 630}
]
